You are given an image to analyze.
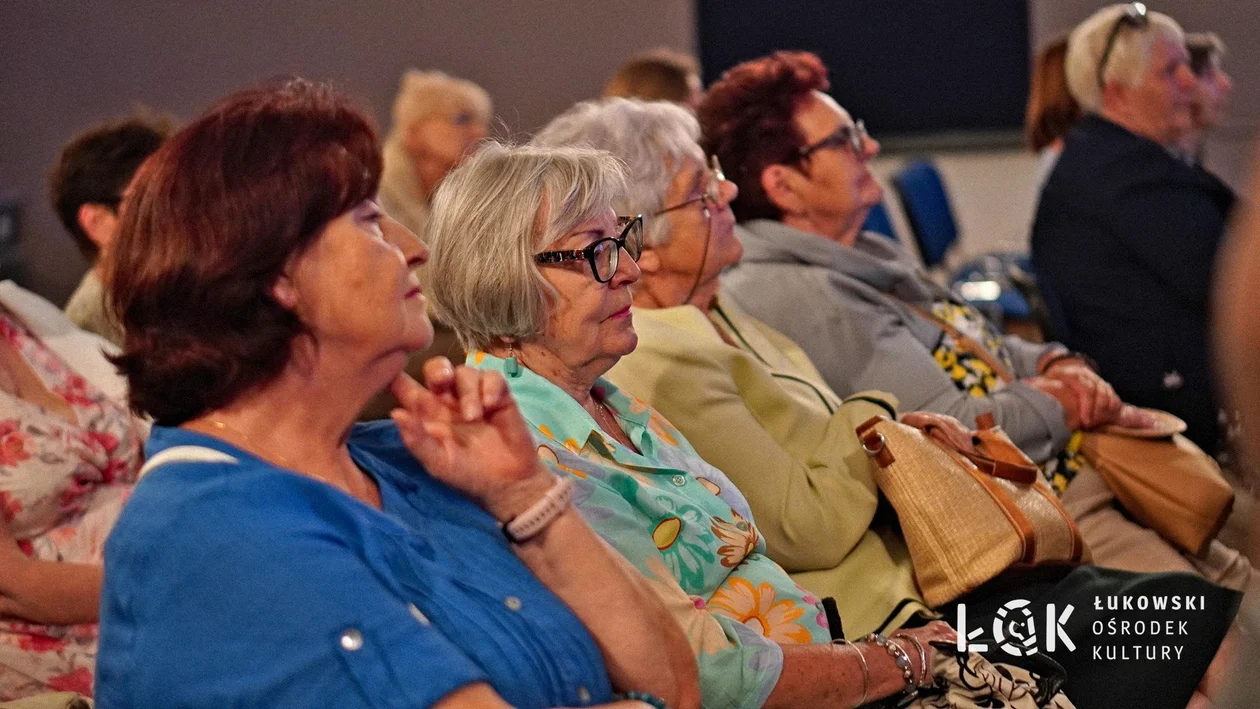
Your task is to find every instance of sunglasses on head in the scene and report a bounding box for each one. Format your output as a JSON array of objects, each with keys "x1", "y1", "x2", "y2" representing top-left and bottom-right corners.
[{"x1": 1096, "y1": 2, "x2": 1150, "y2": 89}]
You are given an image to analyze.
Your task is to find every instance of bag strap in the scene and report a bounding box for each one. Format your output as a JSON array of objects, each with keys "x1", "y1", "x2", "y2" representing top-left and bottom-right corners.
[
  {"x1": 894, "y1": 297, "x2": 1017, "y2": 384},
  {"x1": 140, "y1": 445, "x2": 239, "y2": 477}
]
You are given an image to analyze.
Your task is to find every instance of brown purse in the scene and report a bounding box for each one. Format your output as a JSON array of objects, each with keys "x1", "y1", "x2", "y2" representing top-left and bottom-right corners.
[
  {"x1": 1079, "y1": 429, "x2": 1234, "y2": 557},
  {"x1": 857, "y1": 414, "x2": 1086, "y2": 606}
]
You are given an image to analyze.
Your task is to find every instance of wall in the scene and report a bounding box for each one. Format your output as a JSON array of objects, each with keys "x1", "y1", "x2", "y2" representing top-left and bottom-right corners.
[
  {"x1": 0, "y1": 0, "x2": 696, "y2": 304},
  {"x1": 4, "y1": 1, "x2": 1257, "y2": 304}
]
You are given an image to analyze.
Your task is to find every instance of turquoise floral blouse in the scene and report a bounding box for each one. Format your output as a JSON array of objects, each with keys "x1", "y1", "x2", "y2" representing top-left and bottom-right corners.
[{"x1": 470, "y1": 352, "x2": 831, "y2": 709}]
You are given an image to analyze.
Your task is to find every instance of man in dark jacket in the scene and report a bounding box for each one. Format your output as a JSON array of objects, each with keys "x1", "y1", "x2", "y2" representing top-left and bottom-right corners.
[{"x1": 1032, "y1": 4, "x2": 1235, "y2": 454}]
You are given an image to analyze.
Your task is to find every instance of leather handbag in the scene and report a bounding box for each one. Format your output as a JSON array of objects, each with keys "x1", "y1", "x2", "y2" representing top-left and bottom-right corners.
[
  {"x1": 1079, "y1": 428, "x2": 1233, "y2": 557},
  {"x1": 857, "y1": 414, "x2": 1086, "y2": 607}
]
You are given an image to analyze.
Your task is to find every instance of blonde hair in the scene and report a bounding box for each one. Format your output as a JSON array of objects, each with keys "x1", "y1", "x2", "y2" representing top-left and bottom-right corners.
[
  {"x1": 426, "y1": 142, "x2": 627, "y2": 352},
  {"x1": 1065, "y1": 4, "x2": 1184, "y2": 112},
  {"x1": 532, "y1": 98, "x2": 703, "y2": 247},
  {"x1": 387, "y1": 70, "x2": 491, "y2": 140}
]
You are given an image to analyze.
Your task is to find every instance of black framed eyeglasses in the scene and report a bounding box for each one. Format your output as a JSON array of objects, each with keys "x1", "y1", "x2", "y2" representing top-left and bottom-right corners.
[
  {"x1": 798, "y1": 119, "x2": 868, "y2": 159},
  {"x1": 535, "y1": 214, "x2": 644, "y2": 283},
  {"x1": 654, "y1": 155, "x2": 727, "y2": 217},
  {"x1": 1096, "y1": 2, "x2": 1149, "y2": 88}
]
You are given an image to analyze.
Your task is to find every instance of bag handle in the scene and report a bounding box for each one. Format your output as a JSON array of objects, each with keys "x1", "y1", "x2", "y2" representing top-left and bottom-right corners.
[
  {"x1": 894, "y1": 298, "x2": 1017, "y2": 384},
  {"x1": 140, "y1": 445, "x2": 239, "y2": 477},
  {"x1": 857, "y1": 415, "x2": 1038, "y2": 484}
]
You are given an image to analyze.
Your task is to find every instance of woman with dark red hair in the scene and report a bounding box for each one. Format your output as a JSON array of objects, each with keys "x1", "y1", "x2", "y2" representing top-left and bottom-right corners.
[{"x1": 92, "y1": 79, "x2": 698, "y2": 709}]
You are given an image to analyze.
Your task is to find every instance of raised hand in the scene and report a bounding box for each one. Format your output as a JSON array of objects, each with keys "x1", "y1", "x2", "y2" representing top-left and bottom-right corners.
[{"x1": 390, "y1": 357, "x2": 553, "y2": 521}]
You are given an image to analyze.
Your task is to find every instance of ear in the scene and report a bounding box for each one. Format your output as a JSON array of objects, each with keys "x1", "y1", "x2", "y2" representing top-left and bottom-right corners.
[
  {"x1": 760, "y1": 164, "x2": 806, "y2": 216},
  {"x1": 76, "y1": 203, "x2": 119, "y2": 251},
  {"x1": 636, "y1": 246, "x2": 662, "y2": 274},
  {"x1": 270, "y1": 272, "x2": 300, "y2": 310}
]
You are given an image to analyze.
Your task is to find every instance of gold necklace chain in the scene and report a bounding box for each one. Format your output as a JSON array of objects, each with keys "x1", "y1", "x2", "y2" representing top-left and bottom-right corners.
[{"x1": 207, "y1": 419, "x2": 372, "y2": 502}]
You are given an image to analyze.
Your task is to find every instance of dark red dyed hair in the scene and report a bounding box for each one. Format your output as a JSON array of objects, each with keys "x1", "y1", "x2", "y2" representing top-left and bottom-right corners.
[
  {"x1": 697, "y1": 51, "x2": 829, "y2": 223},
  {"x1": 105, "y1": 78, "x2": 382, "y2": 425}
]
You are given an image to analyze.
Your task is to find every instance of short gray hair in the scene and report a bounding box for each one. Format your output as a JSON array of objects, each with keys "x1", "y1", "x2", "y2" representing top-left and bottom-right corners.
[
  {"x1": 387, "y1": 70, "x2": 492, "y2": 141},
  {"x1": 426, "y1": 142, "x2": 627, "y2": 352},
  {"x1": 1066, "y1": 4, "x2": 1185, "y2": 112},
  {"x1": 531, "y1": 98, "x2": 703, "y2": 247}
]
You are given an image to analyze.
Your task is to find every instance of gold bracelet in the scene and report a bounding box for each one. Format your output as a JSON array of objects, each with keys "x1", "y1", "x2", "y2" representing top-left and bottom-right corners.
[
  {"x1": 831, "y1": 639, "x2": 870, "y2": 708},
  {"x1": 891, "y1": 632, "x2": 930, "y2": 688}
]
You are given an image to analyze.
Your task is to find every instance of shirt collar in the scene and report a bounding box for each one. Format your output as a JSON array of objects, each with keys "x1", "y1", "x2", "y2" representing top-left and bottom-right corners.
[{"x1": 467, "y1": 350, "x2": 666, "y2": 464}]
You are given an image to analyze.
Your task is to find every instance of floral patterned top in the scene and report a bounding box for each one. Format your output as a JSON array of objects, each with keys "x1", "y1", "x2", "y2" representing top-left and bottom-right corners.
[
  {"x1": 470, "y1": 352, "x2": 830, "y2": 709},
  {"x1": 0, "y1": 310, "x2": 144, "y2": 700},
  {"x1": 927, "y1": 301, "x2": 1083, "y2": 493}
]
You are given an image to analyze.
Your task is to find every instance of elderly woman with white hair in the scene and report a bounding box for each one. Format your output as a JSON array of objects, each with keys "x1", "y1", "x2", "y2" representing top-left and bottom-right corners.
[
  {"x1": 424, "y1": 140, "x2": 964, "y2": 709},
  {"x1": 1032, "y1": 3, "x2": 1237, "y2": 458},
  {"x1": 527, "y1": 95, "x2": 1251, "y2": 709}
]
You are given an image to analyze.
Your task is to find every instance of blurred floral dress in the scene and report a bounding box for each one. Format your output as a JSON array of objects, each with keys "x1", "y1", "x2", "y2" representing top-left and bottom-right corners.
[
  {"x1": 0, "y1": 312, "x2": 144, "y2": 700},
  {"x1": 471, "y1": 352, "x2": 829, "y2": 709}
]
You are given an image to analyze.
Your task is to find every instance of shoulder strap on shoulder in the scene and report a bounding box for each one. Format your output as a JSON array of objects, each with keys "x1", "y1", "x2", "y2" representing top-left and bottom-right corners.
[{"x1": 140, "y1": 445, "x2": 239, "y2": 477}]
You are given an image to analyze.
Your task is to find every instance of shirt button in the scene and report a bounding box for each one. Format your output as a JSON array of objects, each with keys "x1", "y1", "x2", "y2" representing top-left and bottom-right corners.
[
  {"x1": 671, "y1": 474, "x2": 687, "y2": 487},
  {"x1": 408, "y1": 603, "x2": 430, "y2": 625},
  {"x1": 505, "y1": 596, "x2": 523, "y2": 611},
  {"x1": 339, "y1": 628, "x2": 364, "y2": 651},
  {"x1": 577, "y1": 686, "x2": 592, "y2": 704}
]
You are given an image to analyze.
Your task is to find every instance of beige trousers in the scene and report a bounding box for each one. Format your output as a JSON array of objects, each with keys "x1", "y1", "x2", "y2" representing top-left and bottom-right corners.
[{"x1": 1060, "y1": 460, "x2": 1257, "y2": 595}]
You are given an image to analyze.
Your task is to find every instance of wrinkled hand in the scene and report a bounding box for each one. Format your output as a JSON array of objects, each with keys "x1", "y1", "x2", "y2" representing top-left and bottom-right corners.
[
  {"x1": 892, "y1": 621, "x2": 957, "y2": 685},
  {"x1": 1042, "y1": 362, "x2": 1123, "y2": 429},
  {"x1": 390, "y1": 357, "x2": 552, "y2": 520},
  {"x1": 901, "y1": 411, "x2": 976, "y2": 454},
  {"x1": 1026, "y1": 376, "x2": 1083, "y2": 431}
]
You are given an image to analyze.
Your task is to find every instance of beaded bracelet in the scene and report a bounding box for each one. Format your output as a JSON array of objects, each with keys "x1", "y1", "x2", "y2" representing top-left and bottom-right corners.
[
  {"x1": 831, "y1": 639, "x2": 870, "y2": 707},
  {"x1": 613, "y1": 690, "x2": 669, "y2": 708},
  {"x1": 891, "y1": 632, "x2": 930, "y2": 688},
  {"x1": 864, "y1": 632, "x2": 916, "y2": 696}
]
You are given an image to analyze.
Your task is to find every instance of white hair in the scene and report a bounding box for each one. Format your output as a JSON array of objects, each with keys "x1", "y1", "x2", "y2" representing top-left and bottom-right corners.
[
  {"x1": 386, "y1": 69, "x2": 491, "y2": 142},
  {"x1": 1066, "y1": 4, "x2": 1185, "y2": 112},
  {"x1": 425, "y1": 142, "x2": 627, "y2": 352},
  {"x1": 531, "y1": 98, "x2": 703, "y2": 247}
]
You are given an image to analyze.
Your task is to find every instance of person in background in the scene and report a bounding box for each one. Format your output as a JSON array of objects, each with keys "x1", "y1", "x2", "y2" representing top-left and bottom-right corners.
[
  {"x1": 1215, "y1": 145, "x2": 1260, "y2": 709},
  {"x1": 48, "y1": 115, "x2": 170, "y2": 346},
  {"x1": 1032, "y1": 4, "x2": 1236, "y2": 456},
  {"x1": 602, "y1": 48, "x2": 703, "y2": 111},
  {"x1": 379, "y1": 69, "x2": 491, "y2": 241},
  {"x1": 364, "y1": 70, "x2": 491, "y2": 418},
  {"x1": 0, "y1": 276, "x2": 145, "y2": 699},
  {"x1": 94, "y1": 79, "x2": 697, "y2": 709},
  {"x1": 427, "y1": 140, "x2": 959, "y2": 709},
  {"x1": 1025, "y1": 35, "x2": 1081, "y2": 186},
  {"x1": 1177, "y1": 32, "x2": 1233, "y2": 162}
]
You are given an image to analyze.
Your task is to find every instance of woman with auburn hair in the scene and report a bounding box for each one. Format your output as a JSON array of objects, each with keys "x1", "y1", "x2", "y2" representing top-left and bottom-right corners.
[
  {"x1": 1025, "y1": 36, "x2": 1082, "y2": 184},
  {"x1": 93, "y1": 79, "x2": 697, "y2": 709}
]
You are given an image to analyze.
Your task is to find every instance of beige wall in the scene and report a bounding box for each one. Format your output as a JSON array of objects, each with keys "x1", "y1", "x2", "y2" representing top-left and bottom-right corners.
[
  {"x1": 4, "y1": 1, "x2": 1256, "y2": 304},
  {"x1": 0, "y1": 0, "x2": 696, "y2": 304}
]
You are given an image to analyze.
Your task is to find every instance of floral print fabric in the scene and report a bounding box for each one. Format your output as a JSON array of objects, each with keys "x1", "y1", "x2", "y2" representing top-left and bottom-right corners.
[
  {"x1": 471, "y1": 351, "x2": 829, "y2": 709},
  {"x1": 927, "y1": 300, "x2": 1081, "y2": 493},
  {"x1": 0, "y1": 311, "x2": 144, "y2": 700}
]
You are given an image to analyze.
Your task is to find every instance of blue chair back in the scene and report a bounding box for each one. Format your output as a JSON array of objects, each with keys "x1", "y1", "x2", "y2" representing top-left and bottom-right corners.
[
  {"x1": 891, "y1": 160, "x2": 958, "y2": 268},
  {"x1": 861, "y1": 202, "x2": 898, "y2": 241}
]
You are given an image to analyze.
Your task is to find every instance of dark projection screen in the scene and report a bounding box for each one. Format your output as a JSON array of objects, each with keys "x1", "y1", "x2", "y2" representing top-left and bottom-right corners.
[{"x1": 697, "y1": 0, "x2": 1031, "y2": 140}]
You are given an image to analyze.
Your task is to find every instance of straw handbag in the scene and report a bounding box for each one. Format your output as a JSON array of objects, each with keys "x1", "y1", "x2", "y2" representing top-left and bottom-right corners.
[{"x1": 857, "y1": 414, "x2": 1086, "y2": 606}]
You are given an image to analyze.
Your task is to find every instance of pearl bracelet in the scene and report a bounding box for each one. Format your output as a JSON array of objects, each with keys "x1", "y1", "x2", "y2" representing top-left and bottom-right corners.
[
  {"x1": 891, "y1": 632, "x2": 930, "y2": 688},
  {"x1": 864, "y1": 633, "x2": 916, "y2": 696}
]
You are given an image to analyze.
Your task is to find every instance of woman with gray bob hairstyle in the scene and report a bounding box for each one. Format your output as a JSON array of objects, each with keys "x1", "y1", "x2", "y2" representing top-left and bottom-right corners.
[{"x1": 426, "y1": 140, "x2": 958, "y2": 708}]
